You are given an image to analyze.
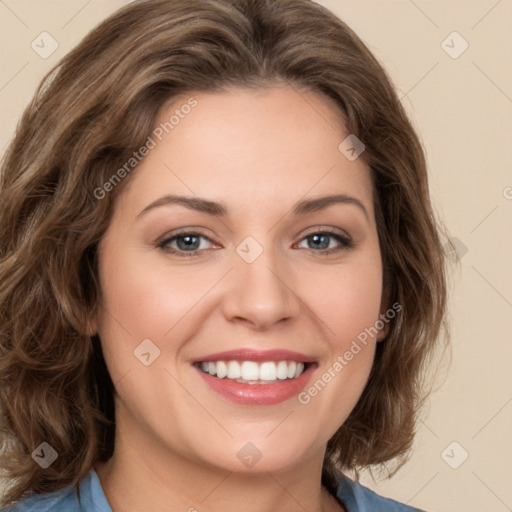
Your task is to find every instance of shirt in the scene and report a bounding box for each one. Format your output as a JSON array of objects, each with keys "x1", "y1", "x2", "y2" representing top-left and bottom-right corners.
[{"x1": 3, "y1": 468, "x2": 425, "y2": 511}]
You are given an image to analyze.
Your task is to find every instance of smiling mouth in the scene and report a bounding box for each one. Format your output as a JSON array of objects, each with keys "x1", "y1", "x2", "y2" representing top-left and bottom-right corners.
[{"x1": 195, "y1": 360, "x2": 311, "y2": 384}]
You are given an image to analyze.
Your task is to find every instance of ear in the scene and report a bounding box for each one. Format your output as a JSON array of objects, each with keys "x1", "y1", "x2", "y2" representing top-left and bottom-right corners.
[
  {"x1": 376, "y1": 321, "x2": 390, "y2": 342},
  {"x1": 376, "y1": 309, "x2": 391, "y2": 343},
  {"x1": 84, "y1": 314, "x2": 98, "y2": 337}
]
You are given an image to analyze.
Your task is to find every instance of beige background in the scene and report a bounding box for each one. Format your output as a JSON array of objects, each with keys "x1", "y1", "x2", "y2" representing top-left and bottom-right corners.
[{"x1": 1, "y1": 1, "x2": 511, "y2": 511}]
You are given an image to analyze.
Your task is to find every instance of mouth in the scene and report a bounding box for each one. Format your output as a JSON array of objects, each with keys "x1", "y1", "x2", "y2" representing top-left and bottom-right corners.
[
  {"x1": 192, "y1": 349, "x2": 316, "y2": 405},
  {"x1": 195, "y1": 360, "x2": 310, "y2": 384}
]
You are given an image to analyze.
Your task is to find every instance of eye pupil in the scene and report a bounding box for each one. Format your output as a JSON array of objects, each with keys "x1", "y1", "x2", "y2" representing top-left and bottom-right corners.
[
  {"x1": 309, "y1": 234, "x2": 329, "y2": 249},
  {"x1": 178, "y1": 235, "x2": 199, "y2": 250}
]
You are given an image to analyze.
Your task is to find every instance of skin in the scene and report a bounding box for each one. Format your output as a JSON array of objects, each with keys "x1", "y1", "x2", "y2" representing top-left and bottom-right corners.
[{"x1": 93, "y1": 84, "x2": 387, "y2": 512}]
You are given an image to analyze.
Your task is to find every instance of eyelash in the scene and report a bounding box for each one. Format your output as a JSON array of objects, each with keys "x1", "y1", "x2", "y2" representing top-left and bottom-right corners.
[{"x1": 157, "y1": 229, "x2": 353, "y2": 258}]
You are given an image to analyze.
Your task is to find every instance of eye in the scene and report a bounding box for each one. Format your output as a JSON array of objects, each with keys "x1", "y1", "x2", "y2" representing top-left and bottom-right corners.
[
  {"x1": 157, "y1": 231, "x2": 215, "y2": 257},
  {"x1": 296, "y1": 230, "x2": 352, "y2": 254},
  {"x1": 157, "y1": 229, "x2": 353, "y2": 258}
]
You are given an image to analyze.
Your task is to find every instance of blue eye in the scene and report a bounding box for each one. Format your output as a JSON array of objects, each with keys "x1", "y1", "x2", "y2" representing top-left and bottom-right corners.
[
  {"x1": 296, "y1": 232, "x2": 352, "y2": 253},
  {"x1": 158, "y1": 232, "x2": 212, "y2": 256},
  {"x1": 158, "y1": 230, "x2": 352, "y2": 257}
]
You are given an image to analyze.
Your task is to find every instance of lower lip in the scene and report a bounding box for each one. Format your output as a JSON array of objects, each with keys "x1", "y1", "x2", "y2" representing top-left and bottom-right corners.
[{"x1": 195, "y1": 365, "x2": 315, "y2": 405}]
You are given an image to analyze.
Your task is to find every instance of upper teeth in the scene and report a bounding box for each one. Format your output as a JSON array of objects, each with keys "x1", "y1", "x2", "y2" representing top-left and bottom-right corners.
[{"x1": 199, "y1": 360, "x2": 305, "y2": 382}]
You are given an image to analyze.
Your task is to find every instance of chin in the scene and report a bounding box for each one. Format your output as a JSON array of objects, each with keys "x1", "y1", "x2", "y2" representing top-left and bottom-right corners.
[{"x1": 192, "y1": 434, "x2": 322, "y2": 476}]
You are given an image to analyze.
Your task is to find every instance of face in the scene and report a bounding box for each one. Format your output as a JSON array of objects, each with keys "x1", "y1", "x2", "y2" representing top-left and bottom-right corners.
[{"x1": 94, "y1": 85, "x2": 386, "y2": 475}]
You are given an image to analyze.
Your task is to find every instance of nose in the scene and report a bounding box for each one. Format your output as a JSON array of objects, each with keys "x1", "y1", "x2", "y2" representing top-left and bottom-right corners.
[{"x1": 221, "y1": 245, "x2": 301, "y2": 330}]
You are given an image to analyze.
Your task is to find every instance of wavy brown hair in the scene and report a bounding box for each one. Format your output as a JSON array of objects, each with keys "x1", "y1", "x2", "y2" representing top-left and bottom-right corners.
[{"x1": 0, "y1": 0, "x2": 448, "y2": 506}]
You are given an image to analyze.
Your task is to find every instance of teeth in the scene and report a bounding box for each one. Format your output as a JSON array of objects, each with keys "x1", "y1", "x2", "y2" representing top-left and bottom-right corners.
[
  {"x1": 216, "y1": 361, "x2": 227, "y2": 379},
  {"x1": 227, "y1": 361, "x2": 241, "y2": 379},
  {"x1": 287, "y1": 361, "x2": 297, "y2": 379},
  {"x1": 260, "y1": 362, "x2": 276, "y2": 381},
  {"x1": 241, "y1": 361, "x2": 259, "y2": 381},
  {"x1": 198, "y1": 360, "x2": 307, "y2": 382},
  {"x1": 276, "y1": 361, "x2": 288, "y2": 380}
]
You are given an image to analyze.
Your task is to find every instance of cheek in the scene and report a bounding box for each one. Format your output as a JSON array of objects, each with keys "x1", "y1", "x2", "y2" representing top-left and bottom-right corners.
[
  {"x1": 296, "y1": 250, "x2": 382, "y2": 430},
  {"x1": 95, "y1": 243, "x2": 224, "y2": 377},
  {"x1": 95, "y1": 243, "x2": 170, "y2": 380},
  {"x1": 98, "y1": 245, "x2": 192, "y2": 336},
  {"x1": 308, "y1": 251, "x2": 383, "y2": 348}
]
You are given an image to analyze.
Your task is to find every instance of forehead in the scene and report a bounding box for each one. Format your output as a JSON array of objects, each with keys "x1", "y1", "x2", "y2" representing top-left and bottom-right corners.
[{"x1": 117, "y1": 85, "x2": 374, "y2": 219}]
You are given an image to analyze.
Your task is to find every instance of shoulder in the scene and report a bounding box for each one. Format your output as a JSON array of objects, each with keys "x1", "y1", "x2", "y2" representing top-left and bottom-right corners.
[
  {"x1": 336, "y1": 475, "x2": 426, "y2": 512},
  {"x1": 1, "y1": 469, "x2": 112, "y2": 512},
  {"x1": 1, "y1": 485, "x2": 80, "y2": 512}
]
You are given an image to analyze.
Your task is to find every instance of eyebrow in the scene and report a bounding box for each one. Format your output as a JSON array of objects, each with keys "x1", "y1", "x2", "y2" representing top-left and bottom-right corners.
[{"x1": 137, "y1": 193, "x2": 369, "y2": 221}]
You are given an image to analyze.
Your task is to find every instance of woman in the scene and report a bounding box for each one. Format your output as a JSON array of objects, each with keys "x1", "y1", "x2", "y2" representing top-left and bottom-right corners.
[{"x1": 0, "y1": 0, "x2": 447, "y2": 510}]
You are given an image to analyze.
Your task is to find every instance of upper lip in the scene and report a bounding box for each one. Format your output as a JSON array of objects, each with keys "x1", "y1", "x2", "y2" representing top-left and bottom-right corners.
[{"x1": 192, "y1": 348, "x2": 315, "y2": 364}]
